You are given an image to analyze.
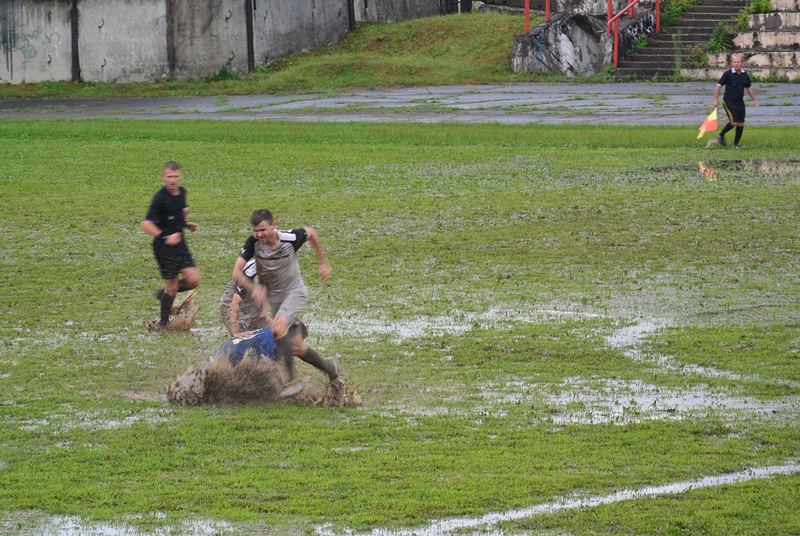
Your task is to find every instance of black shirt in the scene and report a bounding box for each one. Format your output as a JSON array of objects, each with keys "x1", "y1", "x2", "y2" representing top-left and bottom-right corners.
[
  {"x1": 145, "y1": 186, "x2": 188, "y2": 239},
  {"x1": 717, "y1": 69, "x2": 751, "y2": 103}
]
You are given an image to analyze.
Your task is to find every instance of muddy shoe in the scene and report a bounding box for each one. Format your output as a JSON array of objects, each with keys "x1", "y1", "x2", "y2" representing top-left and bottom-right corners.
[
  {"x1": 279, "y1": 380, "x2": 302, "y2": 399},
  {"x1": 329, "y1": 360, "x2": 340, "y2": 381},
  {"x1": 329, "y1": 377, "x2": 345, "y2": 398}
]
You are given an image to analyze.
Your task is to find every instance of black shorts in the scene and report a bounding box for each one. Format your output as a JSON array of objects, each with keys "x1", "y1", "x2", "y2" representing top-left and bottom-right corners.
[
  {"x1": 723, "y1": 99, "x2": 746, "y2": 123},
  {"x1": 153, "y1": 239, "x2": 195, "y2": 280}
]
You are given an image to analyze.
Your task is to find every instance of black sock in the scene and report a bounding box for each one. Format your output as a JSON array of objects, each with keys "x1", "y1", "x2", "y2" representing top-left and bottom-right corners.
[
  {"x1": 178, "y1": 280, "x2": 191, "y2": 293},
  {"x1": 159, "y1": 293, "x2": 175, "y2": 326},
  {"x1": 277, "y1": 337, "x2": 296, "y2": 381},
  {"x1": 298, "y1": 347, "x2": 337, "y2": 378},
  {"x1": 734, "y1": 126, "x2": 743, "y2": 145},
  {"x1": 720, "y1": 123, "x2": 734, "y2": 136}
]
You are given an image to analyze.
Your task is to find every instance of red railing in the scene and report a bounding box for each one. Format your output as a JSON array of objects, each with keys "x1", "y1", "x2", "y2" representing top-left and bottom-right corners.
[
  {"x1": 523, "y1": 0, "x2": 661, "y2": 69},
  {"x1": 524, "y1": 0, "x2": 551, "y2": 34},
  {"x1": 607, "y1": 0, "x2": 661, "y2": 67}
]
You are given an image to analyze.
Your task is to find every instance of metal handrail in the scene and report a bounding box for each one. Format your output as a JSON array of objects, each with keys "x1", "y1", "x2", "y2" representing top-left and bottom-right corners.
[
  {"x1": 607, "y1": 0, "x2": 661, "y2": 68},
  {"x1": 524, "y1": 0, "x2": 551, "y2": 34},
  {"x1": 522, "y1": 0, "x2": 661, "y2": 70}
]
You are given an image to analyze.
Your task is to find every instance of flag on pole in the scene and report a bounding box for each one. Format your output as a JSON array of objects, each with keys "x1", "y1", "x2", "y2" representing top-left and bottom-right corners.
[{"x1": 697, "y1": 109, "x2": 718, "y2": 139}]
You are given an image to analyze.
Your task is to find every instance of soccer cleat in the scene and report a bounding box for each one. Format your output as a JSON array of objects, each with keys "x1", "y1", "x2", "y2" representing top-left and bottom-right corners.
[
  {"x1": 732, "y1": 144, "x2": 740, "y2": 149},
  {"x1": 279, "y1": 380, "x2": 302, "y2": 399},
  {"x1": 716, "y1": 133, "x2": 726, "y2": 146}
]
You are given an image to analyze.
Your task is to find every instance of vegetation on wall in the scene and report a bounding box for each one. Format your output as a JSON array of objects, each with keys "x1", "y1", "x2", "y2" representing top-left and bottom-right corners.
[
  {"x1": 660, "y1": 0, "x2": 702, "y2": 28},
  {"x1": 707, "y1": 21, "x2": 736, "y2": 53},
  {"x1": 736, "y1": 0, "x2": 773, "y2": 30}
]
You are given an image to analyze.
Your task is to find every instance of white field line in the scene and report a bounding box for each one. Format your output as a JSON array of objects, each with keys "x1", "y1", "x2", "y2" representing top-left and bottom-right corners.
[{"x1": 317, "y1": 461, "x2": 800, "y2": 536}]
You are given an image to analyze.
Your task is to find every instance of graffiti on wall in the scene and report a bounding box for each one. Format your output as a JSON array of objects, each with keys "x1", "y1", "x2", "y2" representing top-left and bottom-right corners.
[{"x1": 1, "y1": 0, "x2": 51, "y2": 81}]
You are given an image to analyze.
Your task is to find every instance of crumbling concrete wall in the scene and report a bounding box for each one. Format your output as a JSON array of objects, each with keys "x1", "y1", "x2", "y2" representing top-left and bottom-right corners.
[
  {"x1": 511, "y1": 7, "x2": 655, "y2": 76},
  {"x1": 1, "y1": 0, "x2": 73, "y2": 84}
]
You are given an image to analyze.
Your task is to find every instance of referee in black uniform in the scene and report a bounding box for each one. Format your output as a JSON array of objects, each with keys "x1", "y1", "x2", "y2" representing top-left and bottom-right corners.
[
  {"x1": 713, "y1": 54, "x2": 759, "y2": 148},
  {"x1": 141, "y1": 162, "x2": 201, "y2": 329}
]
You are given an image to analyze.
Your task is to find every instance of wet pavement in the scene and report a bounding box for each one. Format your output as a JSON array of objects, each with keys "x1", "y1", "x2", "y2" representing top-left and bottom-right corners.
[{"x1": 2, "y1": 82, "x2": 800, "y2": 124}]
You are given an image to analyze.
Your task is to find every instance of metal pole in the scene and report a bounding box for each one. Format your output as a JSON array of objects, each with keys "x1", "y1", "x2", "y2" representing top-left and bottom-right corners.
[
  {"x1": 524, "y1": 0, "x2": 530, "y2": 33},
  {"x1": 656, "y1": 0, "x2": 660, "y2": 32}
]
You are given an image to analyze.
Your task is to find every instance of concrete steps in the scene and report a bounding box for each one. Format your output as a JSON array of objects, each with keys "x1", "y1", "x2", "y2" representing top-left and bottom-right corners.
[
  {"x1": 681, "y1": 0, "x2": 800, "y2": 80},
  {"x1": 614, "y1": 0, "x2": 751, "y2": 78}
]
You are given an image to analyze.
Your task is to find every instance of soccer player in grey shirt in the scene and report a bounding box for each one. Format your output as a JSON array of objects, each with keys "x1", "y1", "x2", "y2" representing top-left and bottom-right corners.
[{"x1": 232, "y1": 209, "x2": 339, "y2": 398}]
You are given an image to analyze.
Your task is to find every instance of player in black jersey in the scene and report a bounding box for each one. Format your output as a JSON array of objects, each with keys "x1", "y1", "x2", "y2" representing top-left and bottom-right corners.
[
  {"x1": 713, "y1": 55, "x2": 759, "y2": 149},
  {"x1": 141, "y1": 162, "x2": 202, "y2": 329},
  {"x1": 232, "y1": 209, "x2": 339, "y2": 398}
]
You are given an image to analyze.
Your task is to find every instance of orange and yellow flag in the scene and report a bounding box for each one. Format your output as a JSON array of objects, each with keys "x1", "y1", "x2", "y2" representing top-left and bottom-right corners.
[{"x1": 697, "y1": 109, "x2": 718, "y2": 139}]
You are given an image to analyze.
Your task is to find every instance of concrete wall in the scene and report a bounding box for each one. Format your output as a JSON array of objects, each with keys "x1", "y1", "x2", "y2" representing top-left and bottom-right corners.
[
  {"x1": 355, "y1": 0, "x2": 442, "y2": 24},
  {"x1": 1, "y1": 0, "x2": 73, "y2": 84},
  {"x1": 1, "y1": 0, "x2": 442, "y2": 84},
  {"x1": 79, "y1": 0, "x2": 169, "y2": 82},
  {"x1": 172, "y1": 0, "x2": 248, "y2": 77}
]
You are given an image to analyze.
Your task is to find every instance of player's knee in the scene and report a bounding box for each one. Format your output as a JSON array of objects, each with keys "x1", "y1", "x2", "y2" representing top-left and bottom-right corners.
[{"x1": 292, "y1": 339, "x2": 308, "y2": 356}]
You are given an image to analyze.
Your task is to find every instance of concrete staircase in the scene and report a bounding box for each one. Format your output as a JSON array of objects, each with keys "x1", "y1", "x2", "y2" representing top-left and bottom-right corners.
[
  {"x1": 683, "y1": 0, "x2": 800, "y2": 80},
  {"x1": 614, "y1": 0, "x2": 751, "y2": 78}
]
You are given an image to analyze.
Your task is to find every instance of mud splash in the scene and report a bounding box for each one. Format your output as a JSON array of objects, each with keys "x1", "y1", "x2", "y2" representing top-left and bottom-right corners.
[{"x1": 315, "y1": 461, "x2": 800, "y2": 536}]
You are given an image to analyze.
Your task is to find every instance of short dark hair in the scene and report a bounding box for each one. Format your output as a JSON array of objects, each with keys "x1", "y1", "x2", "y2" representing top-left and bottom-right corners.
[
  {"x1": 162, "y1": 161, "x2": 181, "y2": 173},
  {"x1": 250, "y1": 209, "x2": 274, "y2": 227}
]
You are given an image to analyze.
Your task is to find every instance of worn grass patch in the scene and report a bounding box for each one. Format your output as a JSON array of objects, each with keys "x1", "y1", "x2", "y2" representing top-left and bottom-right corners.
[{"x1": 1, "y1": 120, "x2": 799, "y2": 534}]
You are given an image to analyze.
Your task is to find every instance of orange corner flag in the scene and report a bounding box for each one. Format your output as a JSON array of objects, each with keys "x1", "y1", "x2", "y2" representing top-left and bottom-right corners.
[{"x1": 697, "y1": 109, "x2": 718, "y2": 139}]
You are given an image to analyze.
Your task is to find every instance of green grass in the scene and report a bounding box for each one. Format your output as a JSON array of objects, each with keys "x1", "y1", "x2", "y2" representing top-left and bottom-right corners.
[{"x1": 1, "y1": 119, "x2": 799, "y2": 534}]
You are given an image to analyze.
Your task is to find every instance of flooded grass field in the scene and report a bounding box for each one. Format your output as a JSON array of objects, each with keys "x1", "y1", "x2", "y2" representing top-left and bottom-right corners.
[{"x1": 0, "y1": 120, "x2": 799, "y2": 535}]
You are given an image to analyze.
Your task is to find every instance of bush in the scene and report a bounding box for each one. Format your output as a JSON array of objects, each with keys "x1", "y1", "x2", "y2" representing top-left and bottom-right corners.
[
  {"x1": 707, "y1": 22, "x2": 735, "y2": 53},
  {"x1": 687, "y1": 43, "x2": 708, "y2": 68}
]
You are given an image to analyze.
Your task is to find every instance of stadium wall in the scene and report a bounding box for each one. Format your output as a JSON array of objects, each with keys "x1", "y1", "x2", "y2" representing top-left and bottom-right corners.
[{"x1": 0, "y1": 0, "x2": 442, "y2": 84}]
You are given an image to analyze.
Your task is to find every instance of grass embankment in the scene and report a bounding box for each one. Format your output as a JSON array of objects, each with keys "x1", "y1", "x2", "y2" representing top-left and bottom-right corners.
[
  {"x1": 1, "y1": 120, "x2": 799, "y2": 534},
  {"x1": 0, "y1": 13, "x2": 561, "y2": 100}
]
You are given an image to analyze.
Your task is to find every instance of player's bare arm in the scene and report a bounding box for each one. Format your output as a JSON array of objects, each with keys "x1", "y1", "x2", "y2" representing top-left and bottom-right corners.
[
  {"x1": 304, "y1": 227, "x2": 331, "y2": 281},
  {"x1": 229, "y1": 294, "x2": 253, "y2": 339},
  {"x1": 748, "y1": 88, "x2": 759, "y2": 107}
]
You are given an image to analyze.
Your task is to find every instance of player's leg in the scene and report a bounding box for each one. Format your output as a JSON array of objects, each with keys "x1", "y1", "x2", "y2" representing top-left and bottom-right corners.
[
  {"x1": 153, "y1": 242, "x2": 179, "y2": 329},
  {"x1": 178, "y1": 267, "x2": 201, "y2": 292},
  {"x1": 718, "y1": 101, "x2": 735, "y2": 145},
  {"x1": 732, "y1": 105, "x2": 746, "y2": 148}
]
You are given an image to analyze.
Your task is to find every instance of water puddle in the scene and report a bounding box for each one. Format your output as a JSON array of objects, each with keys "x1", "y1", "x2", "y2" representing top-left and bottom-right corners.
[
  {"x1": 2, "y1": 515, "x2": 232, "y2": 536},
  {"x1": 315, "y1": 461, "x2": 800, "y2": 536},
  {"x1": 650, "y1": 158, "x2": 800, "y2": 176},
  {"x1": 308, "y1": 308, "x2": 602, "y2": 341},
  {"x1": 544, "y1": 378, "x2": 798, "y2": 425},
  {"x1": 15, "y1": 408, "x2": 171, "y2": 434}
]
